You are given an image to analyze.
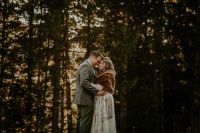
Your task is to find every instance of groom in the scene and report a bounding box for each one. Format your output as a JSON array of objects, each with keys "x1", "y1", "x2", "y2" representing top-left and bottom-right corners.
[{"x1": 73, "y1": 50, "x2": 105, "y2": 133}]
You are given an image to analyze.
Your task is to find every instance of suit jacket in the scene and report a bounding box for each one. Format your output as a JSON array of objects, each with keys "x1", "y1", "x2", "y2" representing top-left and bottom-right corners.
[{"x1": 73, "y1": 60, "x2": 98, "y2": 106}]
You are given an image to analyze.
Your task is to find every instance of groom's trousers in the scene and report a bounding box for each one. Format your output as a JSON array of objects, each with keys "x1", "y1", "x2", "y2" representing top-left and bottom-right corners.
[{"x1": 76, "y1": 105, "x2": 94, "y2": 133}]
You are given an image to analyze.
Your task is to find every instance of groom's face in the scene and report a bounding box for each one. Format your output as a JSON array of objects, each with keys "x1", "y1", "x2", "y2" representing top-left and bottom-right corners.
[{"x1": 92, "y1": 56, "x2": 102, "y2": 67}]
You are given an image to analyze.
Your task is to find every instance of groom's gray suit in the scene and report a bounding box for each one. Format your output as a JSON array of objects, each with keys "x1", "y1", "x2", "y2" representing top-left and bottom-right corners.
[{"x1": 73, "y1": 59, "x2": 98, "y2": 133}]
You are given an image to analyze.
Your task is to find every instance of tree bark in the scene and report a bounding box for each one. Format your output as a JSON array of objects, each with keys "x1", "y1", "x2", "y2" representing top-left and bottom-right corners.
[{"x1": 26, "y1": 1, "x2": 34, "y2": 132}]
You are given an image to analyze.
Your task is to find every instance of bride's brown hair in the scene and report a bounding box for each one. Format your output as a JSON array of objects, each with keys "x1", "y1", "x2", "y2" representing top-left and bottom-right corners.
[{"x1": 103, "y1": 57, "x2": 115, "y2": 71}]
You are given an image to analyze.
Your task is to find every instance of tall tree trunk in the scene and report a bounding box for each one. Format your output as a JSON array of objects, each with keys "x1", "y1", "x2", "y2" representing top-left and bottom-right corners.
[
  {"x1": 85, "y1": 2, "x2": 92, "y2": 58},
  {"x1": 66, "y1": 77, "x2": 73, "y2": 133},
  {"x1": 42, "y1": 70, "x2": 49, "y2": 132},
  {"x1": 36, "y1": 3, "x2": 45, "y2": 132},
  {"x1": 194, "y1": 4, "x2": 200, "y2": 111},
  {"x1": 0, "y1": 0, "x2": 7, "y2": 89},
  {"x1": 60, "y1": 82, "x2": 65, "y2": 132},
  {"x1": 26, "y1": 1, "x2": 34, "y2": 132},
  {"x1": 65, "y1": 1, "x2": 73, "y2": 132},
  {"x1": 51, "y1": 61, "x2": 60, "y2": 133},
  {"x1": 51, "y1": 35, "x2": 61, "y2": 132},
  {"x1": 0, "y1": 0, "x2": 7, "y2": 129},
  {"x1": 50, "y1": 6, "x2": 64, "y2": 132},
  {"x1": 156, "y1": 19, "x2": 165, "y2": 133},
  {"x1": 36, "y1": 67, "x2": 43, "y2": 132}
]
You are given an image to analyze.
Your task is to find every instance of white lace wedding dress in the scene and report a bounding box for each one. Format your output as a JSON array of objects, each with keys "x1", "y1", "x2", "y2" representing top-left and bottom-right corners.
[{"x1": 91, "y1": 93, "x2": 117, "y2": 133}]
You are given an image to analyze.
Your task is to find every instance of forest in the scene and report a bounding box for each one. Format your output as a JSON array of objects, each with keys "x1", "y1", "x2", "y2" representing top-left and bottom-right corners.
[{"x1": 0, "y1": 0, "x2": 200, "y2": 133}]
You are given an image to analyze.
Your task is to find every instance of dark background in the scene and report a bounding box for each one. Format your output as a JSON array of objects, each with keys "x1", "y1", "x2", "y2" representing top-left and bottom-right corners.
[{"x1": 1, "y1": 0, "x2": 200, "y2": 132}]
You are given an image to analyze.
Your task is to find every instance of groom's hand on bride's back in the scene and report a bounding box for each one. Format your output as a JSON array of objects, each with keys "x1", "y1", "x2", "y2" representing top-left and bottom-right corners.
[{"x1": 97, "y1": 90, "x2": 105, "y2": 96}]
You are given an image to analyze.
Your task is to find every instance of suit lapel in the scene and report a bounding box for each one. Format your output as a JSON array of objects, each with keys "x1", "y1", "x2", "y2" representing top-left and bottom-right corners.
[{"x1": 86, "y1": 60, "x2": 96, "y2": 76}]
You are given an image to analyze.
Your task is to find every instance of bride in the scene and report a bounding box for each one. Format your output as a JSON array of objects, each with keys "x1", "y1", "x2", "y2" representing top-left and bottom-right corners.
[{"x1": 91, "y1": 57, "x2": 117, "y2": 133}]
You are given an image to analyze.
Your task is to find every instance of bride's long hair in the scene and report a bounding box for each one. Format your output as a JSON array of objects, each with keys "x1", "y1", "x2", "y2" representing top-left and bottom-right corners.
[
  {"x1": 103, "y1": 57, "x2": 115, "y2": 72},
  {"x1": 95, "y1": 56, "x2": 116, "y2": 75}
]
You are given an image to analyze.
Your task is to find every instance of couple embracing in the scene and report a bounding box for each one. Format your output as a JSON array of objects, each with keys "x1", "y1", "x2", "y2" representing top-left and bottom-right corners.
[{"x1": 73, "y1": 50, "x2": 117, "y2": 133}]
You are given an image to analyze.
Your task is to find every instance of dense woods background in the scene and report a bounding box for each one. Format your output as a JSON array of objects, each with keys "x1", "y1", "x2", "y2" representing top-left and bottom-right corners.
[{"x1": 0, "y1": 0, "x2": 200, "y2": 133}]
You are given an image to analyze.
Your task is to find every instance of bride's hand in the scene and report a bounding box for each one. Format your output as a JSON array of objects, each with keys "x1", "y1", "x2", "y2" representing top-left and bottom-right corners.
[
  {"x1": 96, "y1": 84, "x2": 103, "y2": 90},
  {"x1": 98, "y1": 84, "x2": 103, "y2": 90}
]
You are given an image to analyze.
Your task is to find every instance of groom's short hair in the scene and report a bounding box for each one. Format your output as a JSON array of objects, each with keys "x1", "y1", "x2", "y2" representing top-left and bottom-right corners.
[{"x1": 90, "y1": 50, "x2": 103, "y2": 58}]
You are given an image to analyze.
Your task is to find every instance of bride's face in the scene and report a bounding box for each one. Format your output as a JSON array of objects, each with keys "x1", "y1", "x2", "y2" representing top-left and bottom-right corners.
[{"x1": 99, "y1": 61, "x2": 105, "y2": 70}]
